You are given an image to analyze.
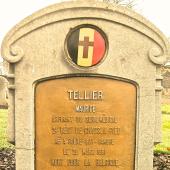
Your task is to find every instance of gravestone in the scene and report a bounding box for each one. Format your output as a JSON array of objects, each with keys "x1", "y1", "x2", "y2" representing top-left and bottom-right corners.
[
  {"x1": 1, "y1": 1, "x2": 169, "y2": 170},
  {"x1": 163, "y1": 71, "x2": 170, "y2": 88},
  {"x1": 162, "y1": 68, "x2": 170, "y2": 104},
  {"x1": 0, "y1": 65, "x2": 8, "y2": 108}
]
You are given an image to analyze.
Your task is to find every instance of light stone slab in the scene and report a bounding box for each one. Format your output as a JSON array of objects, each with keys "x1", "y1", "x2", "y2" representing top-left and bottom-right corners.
[
  {"x1": 0, "y1": 76, "x2": 7, "y2": 107},
  {"x1": 1, "y1": 1, "x2": 170, "y2": 169}
]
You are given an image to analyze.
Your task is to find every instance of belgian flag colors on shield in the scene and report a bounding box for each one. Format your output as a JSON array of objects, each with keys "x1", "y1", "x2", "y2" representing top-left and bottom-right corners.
[{"x1": 67, "y1": 27, "x2": 106, "y2": 67}]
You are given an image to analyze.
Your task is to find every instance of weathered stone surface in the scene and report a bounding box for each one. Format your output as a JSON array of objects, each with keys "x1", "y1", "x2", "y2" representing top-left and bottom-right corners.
[
  {"x1": 161, "y1": 68, "x2": 170, "y2": 104},
  {"x1": 163, "y1": 71, "x2": 170, "y2": 89},
  {"x1": 0, "y1": 75, "x2": 8, "y2": 108},
  {"x1": 1, "y1": 1, "x2": 169, "y2": 170}
]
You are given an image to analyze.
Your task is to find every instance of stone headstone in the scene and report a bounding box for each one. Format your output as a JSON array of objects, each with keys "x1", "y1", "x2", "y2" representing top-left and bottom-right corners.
[
  {"x1": 0, "y1": 75, "x2": 8, "y2": 109},
  {"x1": 162, "y1": 68, "x2": 170, "y2": 103},
  {"x1": 162, "y1": 70, "x2": 170, "y2": 89},
  {"x1": 1, "y1": 1, "x2": 169, "y2": 170}
]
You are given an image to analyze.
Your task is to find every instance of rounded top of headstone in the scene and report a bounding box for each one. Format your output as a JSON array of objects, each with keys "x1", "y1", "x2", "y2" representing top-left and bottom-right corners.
[{"x1": 1, "y1": 0, "x2": 170, "y2": 64}]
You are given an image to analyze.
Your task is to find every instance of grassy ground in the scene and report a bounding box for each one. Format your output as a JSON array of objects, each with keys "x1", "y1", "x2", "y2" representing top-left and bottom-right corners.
[
  {"x1": 0, "y1": 109, "x2": 14, "y2": 148},
  {"x1": 154, "y1": 104, "x2": 170, "y2": 154}
]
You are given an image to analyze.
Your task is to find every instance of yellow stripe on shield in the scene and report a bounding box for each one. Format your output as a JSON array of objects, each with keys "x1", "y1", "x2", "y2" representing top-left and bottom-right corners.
[{"x1": 77, "y1": 28, "x2": 95, "y2": 67}]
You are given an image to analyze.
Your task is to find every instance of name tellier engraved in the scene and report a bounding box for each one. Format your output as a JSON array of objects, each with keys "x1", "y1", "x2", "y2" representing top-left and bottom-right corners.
[
  {"x1": 67, "y1": 90, "x2": 103, "y2": 100},
  {"x1": 35, "y1": 77, "x2": 136, "y2": 170}
]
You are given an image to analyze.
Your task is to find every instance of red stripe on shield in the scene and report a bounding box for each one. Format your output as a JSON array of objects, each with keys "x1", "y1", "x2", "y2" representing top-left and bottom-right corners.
[{"x1": 92, "y1": 31, "x2": 106, "y2": 65}]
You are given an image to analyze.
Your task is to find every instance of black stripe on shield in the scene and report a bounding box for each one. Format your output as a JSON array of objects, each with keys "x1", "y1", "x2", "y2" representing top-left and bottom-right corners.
[{"x1": 67, "y1": 29, "x2": 80, "y2": 64}]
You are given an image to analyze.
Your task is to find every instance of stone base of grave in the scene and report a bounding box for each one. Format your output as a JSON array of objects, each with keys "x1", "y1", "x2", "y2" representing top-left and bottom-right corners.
[{"x1": 0, "y1": 105, "x2": 8, "y2": 109}]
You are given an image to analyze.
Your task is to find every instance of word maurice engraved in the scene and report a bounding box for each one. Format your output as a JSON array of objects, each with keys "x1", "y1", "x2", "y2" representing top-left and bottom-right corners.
[
  {"x1": 67, "y1": 90, "x2": 103, "y2": 100},
  {"x1": 75, "y1": 105, "x2": 96, "y2": 113}
]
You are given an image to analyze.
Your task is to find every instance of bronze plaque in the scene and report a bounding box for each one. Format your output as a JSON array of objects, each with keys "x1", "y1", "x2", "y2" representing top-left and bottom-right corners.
[{"x1": 35, "y1": 76, "x2": 136, "y2": 170}]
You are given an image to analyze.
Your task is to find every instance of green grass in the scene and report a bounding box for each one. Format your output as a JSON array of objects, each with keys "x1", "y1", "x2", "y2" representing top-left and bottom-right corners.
[
  {"x1": 0, "y1": 109, "x2": 14, "y2": 148},
  {"x1": 154, "y1": 105, "x2": 170, "y2": 154},
  {"x1": 162, "y1": 104, "x2": 170, "y2": 114}
]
